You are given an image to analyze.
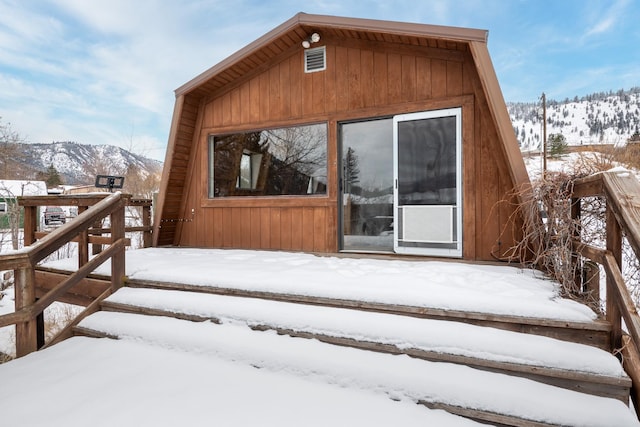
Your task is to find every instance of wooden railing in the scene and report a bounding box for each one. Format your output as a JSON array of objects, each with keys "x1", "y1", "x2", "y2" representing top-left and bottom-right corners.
[
  {"x1": 19, "y1": 194, "x2": 153, "y2": 261},
  {"x1": 0, "y1": 192, "x2": 128, "y2": 357},
  {"x1": 571, "y1": 170, "x2": 640, "y2": 412}
]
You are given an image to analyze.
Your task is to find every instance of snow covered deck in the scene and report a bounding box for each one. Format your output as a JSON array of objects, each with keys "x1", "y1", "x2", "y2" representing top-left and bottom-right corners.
[{"x1": 1, "y1": 248, "x2": 638, "y2": 426}]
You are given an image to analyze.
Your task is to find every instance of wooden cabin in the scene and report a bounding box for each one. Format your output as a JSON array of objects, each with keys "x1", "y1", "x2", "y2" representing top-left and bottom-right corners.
[{"x1": 153, "y1": 13, "x2": 530, "y2": 261}]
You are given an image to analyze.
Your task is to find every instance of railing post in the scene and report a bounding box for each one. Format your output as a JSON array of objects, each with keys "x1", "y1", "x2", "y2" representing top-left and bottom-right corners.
[
  {"x1": 570, "y1": 197, "x2": 582, "y2": 296},
  {"x1": 142, "y1": 204, "x2": 152, "y2": 248},
  {"x1": 110, "y1": 201, "x2": 126, "y2": 291},
  {"x1": 77, "y1": 206, "x2": 89, "y2": 268},
  {"x1": 91, "y1": 218, "x2": 103, "y2": 256},
  {"x1": 36, "y1": 304, "x2": 45, "y2": 349},
  {"x1": 14, "y1": 266, "x2": 38, "y2": 357},
  {"x1": 606, "y1": 203, "x2": 623, "y2": 352},
  {"x1": 23, "y1": 206, "x2": 37, "y2": 246},
  {"x1": 583, "y1": 260, "x2": 600, "y2": 313}
]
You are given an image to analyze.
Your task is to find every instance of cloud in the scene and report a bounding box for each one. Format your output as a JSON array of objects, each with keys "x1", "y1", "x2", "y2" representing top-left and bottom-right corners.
[
  {"x1": 582, "y1": 0, "x2": 630, "y2": 40},
  {"x1": 1, "y1": 0, "x2": 639, "y2": 162},
  {"x1": 0, "y1": 0, "x2": 64, "y2": 46}
]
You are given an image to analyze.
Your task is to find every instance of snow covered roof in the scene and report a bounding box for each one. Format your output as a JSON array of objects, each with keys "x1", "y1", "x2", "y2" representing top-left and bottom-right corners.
[{"x1": 0, "y1": 180, "x2": 47, "y2": 197}]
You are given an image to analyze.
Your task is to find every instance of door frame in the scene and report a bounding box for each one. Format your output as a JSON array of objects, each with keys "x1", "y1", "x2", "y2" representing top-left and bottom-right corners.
[{"x1": 392, "y1": 107, "x2": 463, "y2": 257}]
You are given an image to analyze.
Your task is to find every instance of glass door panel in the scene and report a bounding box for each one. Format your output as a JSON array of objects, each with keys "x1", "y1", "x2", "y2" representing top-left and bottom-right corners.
[{"x1": 340, "y1": 118, "x2": 394, "y2": 252}]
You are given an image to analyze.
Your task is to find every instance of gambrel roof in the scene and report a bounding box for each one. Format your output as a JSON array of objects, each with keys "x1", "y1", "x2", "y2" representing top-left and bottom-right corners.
[{"x1": 154, "y1": 12, "x2": 529, "y2": 248}]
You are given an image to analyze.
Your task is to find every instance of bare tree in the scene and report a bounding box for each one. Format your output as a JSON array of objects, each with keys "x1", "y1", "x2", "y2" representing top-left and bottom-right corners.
[
  {"x1": 0, "y1": 118, "x2": 27, "y2": 179},
  {"x1": 0, "y1": 181, "x2": 44, "y2": 251},
  {"x1": 502, "y1": 149, "x2": 640, "y2": 310},
  {"x1": 122, "y1": 163, "x2": 161, "y2": 199}
]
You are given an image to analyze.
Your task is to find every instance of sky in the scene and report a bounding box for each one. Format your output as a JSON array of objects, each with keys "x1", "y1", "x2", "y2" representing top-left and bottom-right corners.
[{"x1": 0, "y1": 0, "x2": 638, "y2": 161}]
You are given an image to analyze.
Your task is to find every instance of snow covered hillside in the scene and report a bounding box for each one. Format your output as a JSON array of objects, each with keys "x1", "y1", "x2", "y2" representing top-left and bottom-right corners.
[
  {"x1": 9, "y1": 141, "x2": 162, "y2": 185},
  {"x1": 508, "y1": 87, "x2": 640, "y2": 151}
]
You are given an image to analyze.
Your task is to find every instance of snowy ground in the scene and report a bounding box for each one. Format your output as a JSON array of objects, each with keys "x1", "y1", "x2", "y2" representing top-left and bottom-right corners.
[
  {"x1": 0, "y1": 245, "x2": 637, "y2": 425},
  {"x1": 0, "y1": 287, "x2": 14, "y2": 357},
  {"x1": 0, "y1": 248, "x2": 638, "y2": 425},
  {"x1": 0, "y1": 335, "x2": 484, "y2": 427}
]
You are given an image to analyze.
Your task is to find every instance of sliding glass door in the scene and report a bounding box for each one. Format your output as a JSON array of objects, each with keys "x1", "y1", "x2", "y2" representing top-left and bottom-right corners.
[{"x1": 339, "y1": 108, "x2": 462, "y2": 257}]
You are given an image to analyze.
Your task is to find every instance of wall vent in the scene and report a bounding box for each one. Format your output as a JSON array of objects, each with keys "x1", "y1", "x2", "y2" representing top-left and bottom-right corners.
[{"x1": 304, "y1": 46, "x2": 326, "y2": 73}]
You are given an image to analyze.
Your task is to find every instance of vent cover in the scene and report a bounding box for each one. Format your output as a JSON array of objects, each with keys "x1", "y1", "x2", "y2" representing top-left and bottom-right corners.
[
  {"x1": 400, "y1": 205, "x2": 456, "y2": 243},
  {"x1": 304, "y1": 46, "x2": 326, "y2": 73}
]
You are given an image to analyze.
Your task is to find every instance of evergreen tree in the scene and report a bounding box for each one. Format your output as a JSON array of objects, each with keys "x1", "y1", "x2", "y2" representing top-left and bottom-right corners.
[
  {"x1": 547, "y1": 133, "x2": 568, "y2": 158},
  {"x1": 36, "y1": 164, "x2": 63, "y2": 188},
  {"x1": 343, "y1": 147, "x2": 360, "y2": 193}
]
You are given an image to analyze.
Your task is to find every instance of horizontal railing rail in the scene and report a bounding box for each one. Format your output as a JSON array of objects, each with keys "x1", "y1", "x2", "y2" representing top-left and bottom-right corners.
[{"x1": 18, "y1": 194, "x2": 153, "y2": 256}]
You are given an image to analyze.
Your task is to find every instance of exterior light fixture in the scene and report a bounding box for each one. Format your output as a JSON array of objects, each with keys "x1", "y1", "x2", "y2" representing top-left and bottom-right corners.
[
  {"x1": 301, "y1": 32, "x2": 321, "y2": 48},
  {"x1": 95, "y1": 175, "x2": 125, "y2": 192}
]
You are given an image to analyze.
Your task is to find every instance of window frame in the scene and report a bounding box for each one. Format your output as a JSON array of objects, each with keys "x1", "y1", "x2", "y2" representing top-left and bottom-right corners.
[{"x1": 207, "y1": 122, "x2": 328, "y2": 199}]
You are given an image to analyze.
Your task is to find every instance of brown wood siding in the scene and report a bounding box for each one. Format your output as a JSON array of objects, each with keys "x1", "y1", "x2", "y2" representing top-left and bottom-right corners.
[
  {"x1": 155, "y1": 94, "x2": 200, "y2": 246},
  {"x1": 178, "y1": 201, "x2": 335, "y2": 253},
  {"x1": 169, "y1": 38, "x2": 523, "y2": 261}
]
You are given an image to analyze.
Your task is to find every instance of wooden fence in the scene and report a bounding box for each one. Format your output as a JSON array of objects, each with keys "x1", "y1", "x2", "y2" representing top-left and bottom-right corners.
[
  {"x1": 571, "y1": 170, "x2": 640, "y2": 413},
  {"x1": 0, "y1": 193, "x2": 132, "y2": 357}
]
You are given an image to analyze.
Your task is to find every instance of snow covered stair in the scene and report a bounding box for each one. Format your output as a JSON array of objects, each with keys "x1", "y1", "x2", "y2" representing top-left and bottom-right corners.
[
  {"x1": 44, "y1": 248, "x2": 612, "y2": 347},
  {"x1": 39, "y1": 249, "x2": 638, "y2": 425},
  {"x1": 71, "y1": 285, "x2": 638, "y2": 427},
  {"x1": 126, "y1": 276, "x2": 613, "y2": 350},
  {"x1": 75, "y1": 306, "x2": 637, "y2": 427},
  {"x1": 88, "y1": 287, "x2": 631, "y2": 402}
]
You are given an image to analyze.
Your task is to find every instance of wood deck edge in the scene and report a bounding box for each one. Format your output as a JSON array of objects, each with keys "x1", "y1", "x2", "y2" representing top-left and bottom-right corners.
[
  {"x1": 72, "y1": 326, "x2": 119, "y2": 340},
  {"x1": 420, "y1": 401, "x2": 562, "y2": 427},
  {"x1": 101, "y1": 301, "x2": 221, "y2": 324}
]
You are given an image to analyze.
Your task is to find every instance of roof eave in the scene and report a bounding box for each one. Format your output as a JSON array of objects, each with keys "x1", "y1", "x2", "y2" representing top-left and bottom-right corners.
[{"x1": 297, "y1": 13, "x2": 488, "y2": 43}]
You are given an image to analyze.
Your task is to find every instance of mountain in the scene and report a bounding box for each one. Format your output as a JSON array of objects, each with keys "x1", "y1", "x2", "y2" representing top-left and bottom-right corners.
[
  {"x1": 10, "y1": 141, "x2": 162, "y2": 186},
  {"x1": 508, "y1": 87, "x2": 640, "y2": 152}
]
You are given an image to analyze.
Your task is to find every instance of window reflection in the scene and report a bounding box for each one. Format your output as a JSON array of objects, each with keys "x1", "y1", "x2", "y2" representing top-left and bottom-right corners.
[
  {"x1": 341, "y1": 118, "x2": 394, "y2": 251},
  {"x1": 397, "y1": 116, "x2": 457, "y2": 205},
  {"x1": 209, "y1": 123, "x2": 327, "y2": 197}
]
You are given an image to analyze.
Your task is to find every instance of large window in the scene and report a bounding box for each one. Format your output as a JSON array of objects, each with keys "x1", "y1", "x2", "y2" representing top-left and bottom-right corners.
[{"x1": 208, "y1": 123, "x2": 327, "y2": 198}]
